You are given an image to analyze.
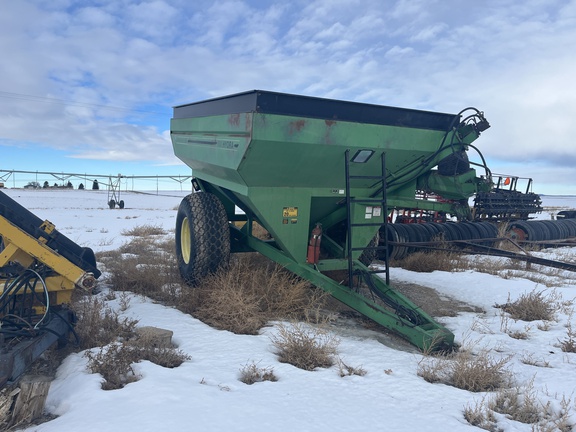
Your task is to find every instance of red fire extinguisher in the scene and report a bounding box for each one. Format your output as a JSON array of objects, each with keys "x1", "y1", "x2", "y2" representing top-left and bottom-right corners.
[{"x1": 306, "y1": 223, "x2": 322, "y2": 264}]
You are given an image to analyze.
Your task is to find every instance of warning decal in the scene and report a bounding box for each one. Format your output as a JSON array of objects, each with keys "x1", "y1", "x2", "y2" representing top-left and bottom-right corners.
[{"x1": 282, "y1": 207, "x2": 298, "y2": 218}]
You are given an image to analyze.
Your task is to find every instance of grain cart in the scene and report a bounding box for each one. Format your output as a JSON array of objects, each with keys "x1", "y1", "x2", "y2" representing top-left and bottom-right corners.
[
  {"x1": 171, "y1": 90, "x2": 492, "y2": 351},
  {"x1": 0, "y1": 190, "x2": 100, "y2": 386}
]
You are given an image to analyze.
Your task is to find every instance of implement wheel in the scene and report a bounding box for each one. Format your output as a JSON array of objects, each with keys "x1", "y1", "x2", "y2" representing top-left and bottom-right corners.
[
  {"x1": 175, "y1": 192, "x2": 230, "y2": 286},
  {"x1": 359, "y1": 233, "x2": 379, "y2": 266}
]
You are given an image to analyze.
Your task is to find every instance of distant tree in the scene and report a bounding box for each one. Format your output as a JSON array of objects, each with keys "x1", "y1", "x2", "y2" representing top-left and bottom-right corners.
[
  {"x1": 78, "y1": 183, "x2": 85, "y2": 190},
  {"x1": 43, "y1": 181, "x2": 49, "y2": 188},
  {"x1": 66, "y1": 181, "x2": 73, "y2": 188},
  {"x1": 53, "y1": 183, "x2": 59, "y2": 188},
  {"x1": 92, "y1": 179, "x2": 99, "y2": 190}
]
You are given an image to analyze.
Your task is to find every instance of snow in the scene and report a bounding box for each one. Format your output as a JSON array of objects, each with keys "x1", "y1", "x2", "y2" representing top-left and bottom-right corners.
[{"x1": 3, "y1": 188, "x2": 576, "y2": 432}]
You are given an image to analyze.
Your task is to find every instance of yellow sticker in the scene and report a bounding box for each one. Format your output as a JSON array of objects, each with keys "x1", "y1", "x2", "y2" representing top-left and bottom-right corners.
[{"x1": 283, "y1": 207, "x2": 298, "y2": 217}]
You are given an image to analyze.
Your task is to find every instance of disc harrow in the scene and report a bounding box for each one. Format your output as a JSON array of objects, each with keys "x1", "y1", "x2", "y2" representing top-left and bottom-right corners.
[{"x1": 472, "y1": 176, "x2": 542, "y2": 221}]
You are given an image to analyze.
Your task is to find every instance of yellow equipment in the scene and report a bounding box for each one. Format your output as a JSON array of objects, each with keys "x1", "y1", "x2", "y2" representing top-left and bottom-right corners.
[{"x1": 0, "y1": 190, "x2": 100, "y2": 387}]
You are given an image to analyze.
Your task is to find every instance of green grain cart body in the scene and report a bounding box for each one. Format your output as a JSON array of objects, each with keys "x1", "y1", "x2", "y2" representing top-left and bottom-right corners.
[{"x1": 171, "y1": 90, "x2": 490, "y2": 351}]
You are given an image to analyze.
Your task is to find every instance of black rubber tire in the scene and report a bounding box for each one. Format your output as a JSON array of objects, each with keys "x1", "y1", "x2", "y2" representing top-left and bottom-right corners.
[
  {"x1": 484, "y1": 222, "x2": 499, "y2": 238},
  {"x1": 522, "y1": 221, "x2": 538, "y2": 241},
  {"x1": 465, "y1": 222, "x2": 481, "y2": 241},
  {"x1": 474, "y1": 222, "x2": 496, "y2": 246},
  {"x1": 175, "y1": 192, "x2": 230, "y2": 286},
  {"x1": 530, "y1": 221, "x2": 546, "y2": 242},
  {"x1": 392, "y1": 224, "x2": 410, "y2": 260},
  {"x1": 359, "y1": 232, "x2": 380, "y2": 266},
  {"x1": 563, "y1": 220, "x2": 576, "y2": 237},
  {"x1": 559, "y1": 219, "x2": 576, "y2": 237},
  {"x1": 540, "y1": 220, "x2": 559, "y2": 240},
  {"x1": 458, "y1": 222, "x2": 475, "y2": 240},
  {"x1": 477, "y1": 222, "x2": 498, "y2": 246},
  {"x1": 108, "y1": 199, "x2": 116, "y2": 209},
  {"x1": 553, "y1": 220, "x2": 569, "y2": 239},
  {"x1": 404, "y1": 224, "x2": 422, "y2": 254},
  {"x1": 379, "y1": 225, "x2": 398, "y2": 261},
  {"x1": 443, "y1": 222, "x2": 462, "y2": 241},
  {"x1": 413, "y1": 223, "x2": 430, "y2": 241},
  {"x1": 119, "y1": 200, "x2": 125, "y2": 209},
  {"x1": 430, "y1": 222, "x2": 449, "y2": 241},
  {"x1": 508, "y1": 221, "x2": 536, "y2": 242},
  {"x1": 420, "y1": 222, "x2": 439, "y2": 240}
]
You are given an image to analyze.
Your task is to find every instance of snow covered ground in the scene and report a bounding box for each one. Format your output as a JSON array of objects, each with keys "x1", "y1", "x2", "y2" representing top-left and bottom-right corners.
[{"x1": 3, "y1": 188, "x2": 576, "y2": 432}]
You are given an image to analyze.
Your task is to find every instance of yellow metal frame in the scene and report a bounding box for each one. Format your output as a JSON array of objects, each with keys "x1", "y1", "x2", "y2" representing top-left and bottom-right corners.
[{"x1": 0, "y1": 215, "x2": 96, "y2": 305}]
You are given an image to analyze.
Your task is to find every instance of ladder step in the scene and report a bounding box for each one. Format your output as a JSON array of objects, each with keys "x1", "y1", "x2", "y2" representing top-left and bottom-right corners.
[
  {"x1": 349, "y1": 175, "x2": 386, "y2": 180},
  {"x1": 368, "y1": 269, "x2": 388, "y2": 274},
  {"x1": 350, "y1": 222, "x2": 385, "y2": 227},
  {"x1": 350, "y1": 198, "x2": 386, "y2": 204}
]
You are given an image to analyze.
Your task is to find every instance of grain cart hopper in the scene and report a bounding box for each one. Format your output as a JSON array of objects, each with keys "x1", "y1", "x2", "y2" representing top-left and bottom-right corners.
[
  {"x1": 171, "y1": 90, "x2": 492, "y2": 351},
  {"x1": 0, "y1": 190, "x2": 101, "y2": 387}
]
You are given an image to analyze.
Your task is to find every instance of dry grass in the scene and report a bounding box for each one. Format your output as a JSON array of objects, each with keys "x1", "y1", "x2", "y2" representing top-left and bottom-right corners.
[
  {"x1": 252, "y1": 221, "x2": 272, "y2": 239},
  {"x1": 519, "y1": 353, "x2": 551, "y2": 368},
  {"x1": 84, "y1": 342, "x2": 140, "y2": 390},
  {"x1": 495, "y1": 290, "x2": 560, "y2": 322},
  {"x1": 391, "y1": 235, "x2": 576, "y2": 289},
  {"x1": 336, "y1": 358, "x2": 367, "y2": 377},
  {"x1": 99, "y1": 232, "x2": 328, "y2": 335},
  {"x1": 492, "y1": 384, "x2": 541, "y2": 424},
  {"x1": 98, "y1": 241, "x2": 181, "y2": 302},
  {"x1": 84, "y1": 333, "x2": 190, "y2": 390},
  {"x1": 464, "y1": 382, "x2": 574, "y2": 432},
  {"x1": 270, "y1": 322, "x2": 339, "y2": 371},
  {"x1": 238, "y1": 362, "x2": 278, "y2": 385},
  {"x1": 418, "y1": 344, "x2": 512, "y2": 392},
  {"x1": 72, "y1": 295, "x2": 139, "y2": 350},
  {"x1": 450, "y1": 350, "x2": 512, "y2": 392},
  {"x1": 499, "y1": 312, "x2": 532, "y2": 340},
  {"x1": 463, "y1": 397, "x2": 498, "y2": 431},
  {"x1": 233, "y1": 221, "x2": 271, "y2": 240},
  {"x1": 71, "y1": 286, "x2": 190, "y2": 390},
  {"x1": 392, "y1": 250, "x2": 464, "y2": 273},
  {"x1": 559, "y1": 321, "x2": 576, "y2": 353},
  {"x1": 121, "y1": 224, "x2": 166, "y2": 237},
  {"x1": 177, "y1": 254, "x2": 328, "y2": 335}
]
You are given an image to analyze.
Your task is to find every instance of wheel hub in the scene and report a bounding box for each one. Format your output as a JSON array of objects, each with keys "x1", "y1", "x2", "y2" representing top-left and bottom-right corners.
[{"x1": 181, "y1": 216, "x2": 191, "y2": 264}]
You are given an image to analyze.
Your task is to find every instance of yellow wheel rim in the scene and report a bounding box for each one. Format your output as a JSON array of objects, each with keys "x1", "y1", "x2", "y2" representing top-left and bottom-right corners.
[{"x1": 181, "y1": 216, "x2": 191, "y2": 264}]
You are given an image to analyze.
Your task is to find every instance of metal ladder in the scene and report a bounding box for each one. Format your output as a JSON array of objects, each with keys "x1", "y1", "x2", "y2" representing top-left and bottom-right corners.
[{"x1": 344, "y1": 149, "x2": 390, "y2": 289}]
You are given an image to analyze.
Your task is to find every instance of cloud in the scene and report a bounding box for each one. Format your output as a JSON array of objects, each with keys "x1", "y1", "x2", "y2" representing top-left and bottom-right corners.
[{"x1": 1, "y1": 0, "x2": 575, "y2": 193}]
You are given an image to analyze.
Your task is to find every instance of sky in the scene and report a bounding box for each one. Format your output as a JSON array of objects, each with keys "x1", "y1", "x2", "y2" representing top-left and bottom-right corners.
[{"x1": 1, "y1": 0, "x2": 576, "y2": 193}]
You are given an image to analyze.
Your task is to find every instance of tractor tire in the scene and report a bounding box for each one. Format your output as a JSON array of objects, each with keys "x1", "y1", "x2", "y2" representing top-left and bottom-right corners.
[
  {"x1": 119, "y1": 200, "x2": 125, "y2": 209},
  {"x1": 359, "y1": 233, "x2": 379, "y2": 266},
  {"x1": 175, "y1": 192, "x2": 230, "y2": 286},
  {"x1": 108, "y1": 199, "x2": 116, "y2": 209}
]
